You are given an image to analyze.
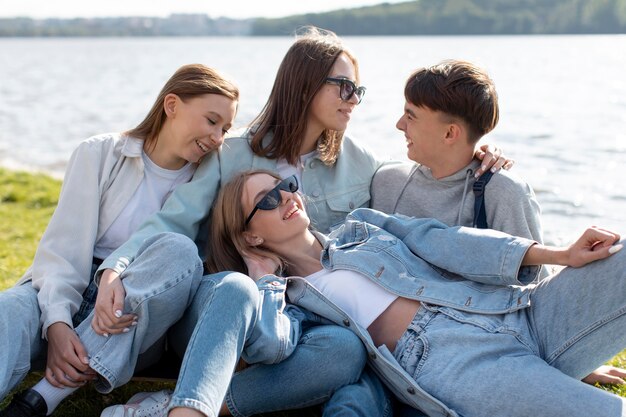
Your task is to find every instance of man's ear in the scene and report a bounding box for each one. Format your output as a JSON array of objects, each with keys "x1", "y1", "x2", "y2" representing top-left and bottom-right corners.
[
  {"x1": 444, "y1": 122, "x2": 463, "y2": 144},
  {"x1": 243, "y1": 231, "x2": 263, "y2": 247},
  {"x1": 163, "y1": 93, "x2": 179, "y2": 117}
]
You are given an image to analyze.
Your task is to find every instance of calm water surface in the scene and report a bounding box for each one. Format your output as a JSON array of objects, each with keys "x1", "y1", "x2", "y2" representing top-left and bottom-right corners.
[{"x1": 0, "y1": 35, "x2": 624, "y2": 244}]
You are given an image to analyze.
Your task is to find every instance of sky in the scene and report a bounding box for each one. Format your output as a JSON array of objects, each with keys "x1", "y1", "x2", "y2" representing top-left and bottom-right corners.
[{"x1": 0, "y1": 0, "x2": 409, "y2": 19}]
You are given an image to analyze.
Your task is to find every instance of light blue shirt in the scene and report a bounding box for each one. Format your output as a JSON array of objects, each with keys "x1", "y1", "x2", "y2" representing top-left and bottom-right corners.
[{"x1": 98, "y1": 128, "x2": 388, "y2": 277}]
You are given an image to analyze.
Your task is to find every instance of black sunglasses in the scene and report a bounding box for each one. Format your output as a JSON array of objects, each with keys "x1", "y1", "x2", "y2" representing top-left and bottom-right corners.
[
  {"x1": 245, "y1": 175, "x2": 300, "y2": 225},
  {"x1": 325, "y1": 77, "x2": 366, "y2": 104}
]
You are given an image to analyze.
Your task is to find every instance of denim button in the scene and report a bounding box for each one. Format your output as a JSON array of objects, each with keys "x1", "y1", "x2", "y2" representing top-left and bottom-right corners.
[
  {"x1": 349, "y1": 202, "x2": 355, "y2": 209},
  {"x1": 309, "y1": 160, "x2": 317, "y2": 168},
  {"x1": 311, "y1": 191, "x2": 320, "y2": 198},
  {"x1": 369, "y1": 352, "x2": 377, "y2": 360},
  {"x1": 342, "y1": 319, "x2": 350, "y2": 326},
  {"x1": 407, "y1": 387, "x2": 416, "y2": 395}
]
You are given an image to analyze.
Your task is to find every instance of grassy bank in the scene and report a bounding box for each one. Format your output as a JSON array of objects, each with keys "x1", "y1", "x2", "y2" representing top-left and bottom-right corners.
[
  {"x1": 0, "y1": 169, "x2": 60, "y2": 287},
  {"x1": 0, "y1": 168, "x2": 624, "y2": 415}
]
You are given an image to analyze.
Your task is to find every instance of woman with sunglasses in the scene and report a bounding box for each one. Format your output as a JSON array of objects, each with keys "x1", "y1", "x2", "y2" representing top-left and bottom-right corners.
[
  {"x1": 97, "y1": 27, "x2": 510, "y2": 417},
  {"x1": 0, "y1": 64, "x2": 239, "y2": 417},
  {"x1": 208, "y1": 169, "x2": 626, "y2": 417}
]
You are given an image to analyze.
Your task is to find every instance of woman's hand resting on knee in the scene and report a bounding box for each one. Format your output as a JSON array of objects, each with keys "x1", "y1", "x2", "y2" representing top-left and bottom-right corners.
[
  {"x1": 91, "y1": 269, "x2": 137, "y2": 336},
  {"x1": 583, "y1": 365, "x2": 626, "y2": 386},
  {"x1": 562, "y1": 227, "x2": 622, "y2": 268},
  {"x1": 46, "y1": 322, "x2": 96, "y2": 387},
  {"x1": 523, "y1": 227, "x2": 622, "y2": 267}
]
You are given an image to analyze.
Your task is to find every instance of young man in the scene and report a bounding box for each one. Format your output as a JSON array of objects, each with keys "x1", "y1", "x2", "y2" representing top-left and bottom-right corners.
[
  {"x1": 372, "y1": 59, "x2": 544, "y2": 270},
  {"x1": 371, "y1": 59, "x2": 625, "y2": 395}
]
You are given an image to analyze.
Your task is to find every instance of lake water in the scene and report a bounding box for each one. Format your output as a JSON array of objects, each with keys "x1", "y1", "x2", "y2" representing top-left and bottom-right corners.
[{"x1": 0, "y1": 35, "x2": 624, "y2": 244}]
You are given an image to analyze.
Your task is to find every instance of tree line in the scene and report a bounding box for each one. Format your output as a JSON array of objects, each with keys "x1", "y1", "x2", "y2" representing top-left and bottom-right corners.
[
  {"x1": 1, "y1": 0, "x2": 625, "y2": 37},
  {"x1": 252, "y1": 0, "x2": 626, "y2": 35}
]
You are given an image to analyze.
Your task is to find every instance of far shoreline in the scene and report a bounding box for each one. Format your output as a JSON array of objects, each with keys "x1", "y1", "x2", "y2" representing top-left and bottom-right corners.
[{"x1": 0, "y1": 161, "x2": 64, "y2": 180}]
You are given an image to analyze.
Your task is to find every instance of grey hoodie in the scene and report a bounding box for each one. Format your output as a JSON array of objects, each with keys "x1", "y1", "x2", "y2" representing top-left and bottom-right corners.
[{"x1": 371, "y1": 159, "x2": 547, "y2": 279}]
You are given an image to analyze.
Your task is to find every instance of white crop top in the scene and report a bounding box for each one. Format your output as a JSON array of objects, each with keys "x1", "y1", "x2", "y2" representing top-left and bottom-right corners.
[{"x1": 304, "y1": 268, "x2": 398, "y2": 329}]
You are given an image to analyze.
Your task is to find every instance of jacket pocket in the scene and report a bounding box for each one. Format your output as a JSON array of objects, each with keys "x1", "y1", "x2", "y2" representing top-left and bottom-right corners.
[{"x1": 326, "y1": 187, "x2": 371, "y2": 230}]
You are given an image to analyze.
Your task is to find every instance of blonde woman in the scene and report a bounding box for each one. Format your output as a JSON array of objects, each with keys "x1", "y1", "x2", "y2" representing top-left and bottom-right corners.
[
  {"x1": 209, "y1": 169, "x2": 625, "y2": 417},
  {"x1": 0, "y1": 64, "x2": 238, "y2": 417}
]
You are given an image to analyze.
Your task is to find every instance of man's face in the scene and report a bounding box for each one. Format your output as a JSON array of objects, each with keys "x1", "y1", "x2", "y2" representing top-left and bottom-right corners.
[{"x1": 396, "y1": 101, "x2": 450, "y2": 166}]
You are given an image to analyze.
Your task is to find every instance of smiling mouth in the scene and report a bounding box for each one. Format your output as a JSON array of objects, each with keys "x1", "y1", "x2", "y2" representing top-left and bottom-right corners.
[
  {"x1": 196, "y1": 140, "x2": 210, "y2": 153},
  {"x1": 283, "y1": 205, "x2": 299, "y2": 220}
]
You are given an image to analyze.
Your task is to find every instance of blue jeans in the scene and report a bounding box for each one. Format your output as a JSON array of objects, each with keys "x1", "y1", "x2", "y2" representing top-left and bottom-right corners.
[
  {"x1": 0, "y1": 232, "x2": 204, "y2": 398},
  {"x1": 393, "y1": 245, "x2": 626, "y2": 417},
  {"x1": 0, "y1": 261, "x2": 102, "y2": 400},
  {"x1": 78, "y1": 233, "x2": 204, "y2": 393},
  {"x1": 168, "y1": 272, "x2": 385, "y2": 417},
  {"x1": 0, "y1": 282, "x2": 43, "y2": 400},
  {"x1": 322, "y1": 367, "x2": 393, "y2": 417}
]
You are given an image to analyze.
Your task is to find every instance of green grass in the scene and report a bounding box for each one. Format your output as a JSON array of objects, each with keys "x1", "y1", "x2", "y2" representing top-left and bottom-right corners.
[
  {"x1": 0, "y1": 168, "x2": 624, "y2": 415},
  {"x1": 605, "y1": 352, "x2": 626, "y2": 397},
  {"x1": 0, "y1": 168, "x2": 60, "y2": 287}
]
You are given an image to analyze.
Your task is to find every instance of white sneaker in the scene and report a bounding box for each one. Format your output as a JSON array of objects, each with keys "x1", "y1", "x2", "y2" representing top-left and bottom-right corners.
[{"x1": 100, "y1": 390, "x2": 173, "y2": 417}]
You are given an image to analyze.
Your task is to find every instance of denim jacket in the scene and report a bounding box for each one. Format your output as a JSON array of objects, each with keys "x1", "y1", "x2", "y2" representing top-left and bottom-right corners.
[
  {"x1": 246, "y1": 208, "x2": 540, "y2": 417},
  {"x1": 99, "y1": 128, "x2": 388, "y2": 277}
]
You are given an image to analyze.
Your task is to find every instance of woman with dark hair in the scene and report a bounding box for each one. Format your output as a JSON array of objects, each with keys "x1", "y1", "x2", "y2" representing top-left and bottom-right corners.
[
  {"x1": 0, "y1": 64, "x2": 238, "y2": 417},
  {"x1": 93, "y1": 27, "x2": 379, "y2": 417},
  {"x1": 210, "y1": 169, "x2": 626, "y2": 417}
]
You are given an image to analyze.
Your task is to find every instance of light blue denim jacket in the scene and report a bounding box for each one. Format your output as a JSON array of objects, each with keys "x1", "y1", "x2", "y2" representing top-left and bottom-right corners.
[
  {"x1": 98, "y1": 128, "x2": 387, "y2": 277},
  {"x1": 247, "y1": 208, "x2": 540, "y2": 417}
]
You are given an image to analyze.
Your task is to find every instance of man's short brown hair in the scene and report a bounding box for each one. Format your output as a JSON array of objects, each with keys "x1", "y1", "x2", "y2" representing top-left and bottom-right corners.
[{"x1": 405, "y1": 60, "x2": 499, "y2": 144}]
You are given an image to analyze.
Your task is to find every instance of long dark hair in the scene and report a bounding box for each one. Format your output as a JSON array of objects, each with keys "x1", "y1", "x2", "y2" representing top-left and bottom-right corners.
[{"x1": 250, "y1": 26, "x2": 360, "y2": 166}]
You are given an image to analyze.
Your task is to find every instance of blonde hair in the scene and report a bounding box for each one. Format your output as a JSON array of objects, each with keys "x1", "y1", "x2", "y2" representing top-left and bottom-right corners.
[
  {"x1": 205, "y1": 169, "x2": 286, "y2": 275},
  {"x1": 126, "y1": 64, "x2": 239, "y2": 149},
  {"x1": 250, "y1": 26, "x2": 359, "y2": 166}
]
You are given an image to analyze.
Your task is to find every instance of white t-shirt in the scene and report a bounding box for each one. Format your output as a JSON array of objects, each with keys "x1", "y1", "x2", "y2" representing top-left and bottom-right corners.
[
  {"x1": 275, "y1": 150, "x2": 318, "y2": 194},
  {"x1": 305, "y1": 268, "x2": 398, "y2": 329},
  {"x1": 93, "y1": 153, "x2": 194, "y2": 258}
]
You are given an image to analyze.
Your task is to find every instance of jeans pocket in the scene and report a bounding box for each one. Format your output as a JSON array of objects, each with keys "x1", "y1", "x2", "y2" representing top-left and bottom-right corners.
[
  {"x1": 437, "y1": 306, "x2": 503, "y2": 333},
  {"x1": 395, "y1": 333, "x2": 429, "y2": 380}
]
